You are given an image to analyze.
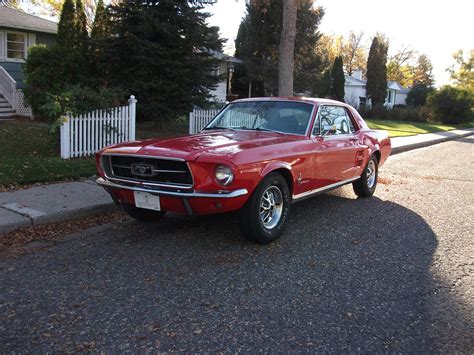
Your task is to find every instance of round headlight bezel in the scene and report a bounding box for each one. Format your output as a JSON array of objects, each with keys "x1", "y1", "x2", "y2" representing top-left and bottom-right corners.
[{"x1": 214, "y1": 164, "x2": 234, "y2": 186}]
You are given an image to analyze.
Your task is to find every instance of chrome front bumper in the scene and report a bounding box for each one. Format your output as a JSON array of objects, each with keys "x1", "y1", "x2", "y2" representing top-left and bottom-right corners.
[{"x1": 96, "y1": 177, "x2": 248, "y2": 199}]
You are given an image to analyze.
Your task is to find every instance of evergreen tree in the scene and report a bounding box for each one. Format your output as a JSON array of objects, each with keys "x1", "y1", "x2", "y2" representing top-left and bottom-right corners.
[
  {"x1": 75, "y1": 0, "x2": 89, "y2": 49},
  {"x1": 233, "y1": 0, "x2": 324, "y2": 97},
  {"x1": 57, "y1": 0, "x2": 76, "y2": 49},
  {"x1": 331, "y1": 56, "x2": 345, "y2": 101},
  {"x1": 366, "y1": 36, "x2": 388, "y2": 107},
  {"x1": 101, "y1": 0, "x2": 223, "y2": 124},
  {"x1": 91, "y1": 0, "x2": 109, "y2": 40}
]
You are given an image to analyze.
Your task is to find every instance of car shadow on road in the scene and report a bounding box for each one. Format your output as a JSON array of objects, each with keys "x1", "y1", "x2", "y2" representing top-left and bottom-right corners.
[
  {"x1": 1, "y1": 188, "x2": 472, "y2": 352},
  {"x1": 107, "y1": 188, "x2": 473, "y2": 351}
]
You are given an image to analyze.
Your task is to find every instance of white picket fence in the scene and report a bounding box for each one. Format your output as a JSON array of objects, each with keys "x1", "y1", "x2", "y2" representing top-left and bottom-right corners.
[
  {"x1": 189, "y1": 108, "x2": 220, "y2": 134},
  {"x1": 60, "y1": 95, "x2": 137, "y2": 159},
  {"x1": 189, "y1": 107, "x2": 259, "y2": 134}
]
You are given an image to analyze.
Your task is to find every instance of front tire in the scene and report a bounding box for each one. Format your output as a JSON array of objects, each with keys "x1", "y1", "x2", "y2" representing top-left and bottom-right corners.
[
  {"x1": 353, "y1": 155, "x2": 378, "y2": 197},
  {"x1": 123, "y1": 204, "x2": 166, "y2": 222},
  {"x1": 239, "y1": 173, "x2": 291, "y2": 244}
]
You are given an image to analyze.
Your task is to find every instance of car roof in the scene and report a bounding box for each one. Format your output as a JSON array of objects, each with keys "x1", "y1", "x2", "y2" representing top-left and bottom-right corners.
[{"x1": 232, "y1": 96, "x2": 351, "y2": 107}]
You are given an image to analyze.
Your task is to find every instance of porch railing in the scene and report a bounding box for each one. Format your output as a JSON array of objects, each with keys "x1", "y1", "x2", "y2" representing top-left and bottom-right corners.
[{"x1": 0, "y1": 66, "x2": 17, "y2": 110}]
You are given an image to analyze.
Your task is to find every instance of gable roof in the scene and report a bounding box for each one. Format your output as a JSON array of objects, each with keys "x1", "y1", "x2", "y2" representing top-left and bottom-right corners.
[
  {"x1": 208, "y1": 49, "x2": 244, "y2": 64},
  {"x1": 344, "y1": 75, "x2": 366, "y2": 86},
  {"x1": 345, "y1": 74, "x2": 410, "y2": 92},
  {"x1": 0, "y1": 6, "x2": 57, "y2": 34}
]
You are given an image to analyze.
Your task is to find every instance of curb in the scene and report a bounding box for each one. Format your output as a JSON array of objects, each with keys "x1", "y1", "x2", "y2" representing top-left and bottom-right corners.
[
  {"x1": 391, "y1": 130, "x2": 473, "y2": 155},
  {"x1": 0, "y1": 202, "x2": 118, "y2": 236}
]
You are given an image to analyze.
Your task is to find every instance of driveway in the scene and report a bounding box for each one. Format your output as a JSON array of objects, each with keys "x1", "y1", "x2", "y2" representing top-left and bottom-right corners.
[{"x1": 1, "y1": 137, "x2": 473, "y2": 352}]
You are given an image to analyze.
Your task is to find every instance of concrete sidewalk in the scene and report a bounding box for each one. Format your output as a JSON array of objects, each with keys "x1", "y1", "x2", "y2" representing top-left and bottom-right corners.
[
  {"x1": 0, "y1": 179, "x2": 116, "y2": 234},
  {"x1": 391, "y1": 127, "x2": 474, "y2": 154},
  {"x1": 0, "y1": 127, "x2": 473, "y2": 235}
]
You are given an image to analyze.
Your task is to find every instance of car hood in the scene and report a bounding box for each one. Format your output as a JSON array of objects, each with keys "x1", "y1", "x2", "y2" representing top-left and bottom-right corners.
[{"x1": 101, "y1": 130, "x2": 304, "y2": 162}]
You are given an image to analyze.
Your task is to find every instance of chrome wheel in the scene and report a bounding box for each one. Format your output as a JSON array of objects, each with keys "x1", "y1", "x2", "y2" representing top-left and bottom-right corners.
[
  {"x1": 366, "y1": 160, "x2": 376, "y2": 188},
  {"x1": 259, "y1": 186, "x2": 283, "y2": 230}
]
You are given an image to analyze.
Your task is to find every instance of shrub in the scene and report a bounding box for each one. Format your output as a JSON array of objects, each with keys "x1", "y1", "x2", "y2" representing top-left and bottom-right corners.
[
  {"x1": 426, "y1": 86, "x2": 474, "y2": 124},
  {"x1": 387, "y1": 106, "x2": 425, "y2": 122},
  {"x1": 406, "y1": 84, "x2": 435, "y2": 107},
  {"x1": 24, "y1": 45, "x2": 123, "y2": 129},
  {"x1": 362, "y1": 105, "x2": 431, "y2": 122},
  {"x1": 40, "y1": 85, "x2": 125, "y2": 132},
  {"x1": 364, "y1": 105, "x2": 388, "y2": 120}
]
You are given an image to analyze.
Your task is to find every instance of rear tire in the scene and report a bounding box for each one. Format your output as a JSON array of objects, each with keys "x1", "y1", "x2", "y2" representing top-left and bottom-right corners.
[
  {"x1": 123, "y1": 204, "x2": 166, "y2": 222},
  {"x1": 239, "y1": 173, "x2": 291, "y2": 244},
  {"x1": 353, "y1": 155, "x2": 378, "y2": 198}
]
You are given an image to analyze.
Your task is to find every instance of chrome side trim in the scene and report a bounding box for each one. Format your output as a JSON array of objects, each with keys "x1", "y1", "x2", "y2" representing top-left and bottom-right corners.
[
  {"x1": 96, "y1": 177, "x2": 248, "y2": 199},
  {"x1": 292, "y1": 176, "x2": 360, "y2": 202}
]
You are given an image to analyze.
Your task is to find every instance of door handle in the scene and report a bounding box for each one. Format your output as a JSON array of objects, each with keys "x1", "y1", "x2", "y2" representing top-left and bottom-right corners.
[{"x1": 349, "y1": 137, "x2": 359, "y2": 142}]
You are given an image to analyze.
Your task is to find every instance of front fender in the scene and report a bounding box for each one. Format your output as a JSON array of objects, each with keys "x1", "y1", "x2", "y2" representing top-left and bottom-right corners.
[{"x1": 260, "y1": 161, "x2": 294, "y2": 179}]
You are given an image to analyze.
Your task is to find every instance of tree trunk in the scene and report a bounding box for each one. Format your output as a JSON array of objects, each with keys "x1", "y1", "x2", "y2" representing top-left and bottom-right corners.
[{"x1": 278, "y1": 0, "x2": 297, "y2": 97}]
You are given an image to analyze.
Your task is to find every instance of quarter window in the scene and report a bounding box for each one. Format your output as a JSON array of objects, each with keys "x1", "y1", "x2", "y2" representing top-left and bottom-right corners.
[
  {"x1": 313, "y1": 106, "x2": 356, "y2": 136},
  {"x1": 6, "y1": 32, "x2": 27, "y2": 60}
]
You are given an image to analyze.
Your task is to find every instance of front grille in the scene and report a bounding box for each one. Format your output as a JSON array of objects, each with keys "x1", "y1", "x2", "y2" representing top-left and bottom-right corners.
[{"x1": 103, "y1": 155, "x2": 193, "y2": 187}]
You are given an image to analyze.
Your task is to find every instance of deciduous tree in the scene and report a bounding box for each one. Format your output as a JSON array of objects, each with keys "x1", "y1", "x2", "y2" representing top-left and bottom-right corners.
[
  {"x1": 412, "y1": 54, "x2": 434, "y2": 87},
  {"x1": 447, "y1": 49, "x2": 473, "y2": 91},
  {"x1": 341, "y1": 31, "x2": 366, "y2": 76},
  {"x1": 233, "y1": 0, "x2": 325, "y2": 97},
  {"x1": 278, "y1": 0, "x2": 298, "y2": 96}
]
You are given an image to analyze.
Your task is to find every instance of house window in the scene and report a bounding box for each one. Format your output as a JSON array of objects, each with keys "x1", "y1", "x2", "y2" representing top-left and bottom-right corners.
[
  {"x1": 6, "y1": 32, "x2": 27, "y2": 60},
  {"x1": 387, "y1": 90, "x2": 393, "y2": 103}
]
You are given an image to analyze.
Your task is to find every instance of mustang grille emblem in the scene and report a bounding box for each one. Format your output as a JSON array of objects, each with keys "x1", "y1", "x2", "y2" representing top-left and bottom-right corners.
[{"x1": 131, "y1": 163, "x2": 154, "y2": 177}]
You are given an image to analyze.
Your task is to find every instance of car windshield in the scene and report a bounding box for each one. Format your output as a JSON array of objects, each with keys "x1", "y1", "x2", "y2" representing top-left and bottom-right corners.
[{"x1": 204, "y1": 101, "x2": 314, "y2": 135}]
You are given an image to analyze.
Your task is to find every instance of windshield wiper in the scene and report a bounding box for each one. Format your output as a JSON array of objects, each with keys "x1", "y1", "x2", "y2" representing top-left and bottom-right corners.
[
  {"x1": 203, "y1": 126, "x2": 234, "y2": 131},
  {"x1": 253, "y1": 127, "x2": 286, "y2": 135}
]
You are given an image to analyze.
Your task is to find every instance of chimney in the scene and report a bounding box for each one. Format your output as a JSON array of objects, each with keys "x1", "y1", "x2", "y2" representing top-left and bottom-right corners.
[{"x1": 352, "y1": 70, "x2": 363, "y2": 80}]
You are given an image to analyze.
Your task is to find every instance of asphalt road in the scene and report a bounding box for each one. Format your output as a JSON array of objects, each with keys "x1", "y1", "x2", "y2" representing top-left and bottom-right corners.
[{"x1": 1, "y1": 137, "x2": 473, "y2": 352}]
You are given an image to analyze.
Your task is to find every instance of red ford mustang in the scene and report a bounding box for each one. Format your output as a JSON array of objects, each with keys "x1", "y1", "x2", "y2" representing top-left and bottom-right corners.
[{"x1": 96, "y1": 97, "x2": 391, "y2": 244}]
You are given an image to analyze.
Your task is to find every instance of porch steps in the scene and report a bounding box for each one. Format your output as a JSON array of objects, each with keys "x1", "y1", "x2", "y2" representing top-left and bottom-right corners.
[{"x1": 0, "y1": 94, "x2": 15, "y2": 118}]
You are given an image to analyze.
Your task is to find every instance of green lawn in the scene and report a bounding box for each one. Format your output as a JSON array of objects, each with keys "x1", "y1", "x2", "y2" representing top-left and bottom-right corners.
[
  {"x1": 0, "y1": 120, "x2": 96, "y2": 187},
  {"x1": 365, "y1": 119, "x2": 458, "y2": 137}
]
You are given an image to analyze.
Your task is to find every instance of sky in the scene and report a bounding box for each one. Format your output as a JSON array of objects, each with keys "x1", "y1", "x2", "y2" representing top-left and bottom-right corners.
[{"x1": 204, "y1": 0, "x2": 474, "y2": 86}]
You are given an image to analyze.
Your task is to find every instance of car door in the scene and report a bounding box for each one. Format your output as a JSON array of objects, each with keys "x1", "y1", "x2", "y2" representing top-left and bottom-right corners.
[{"x1": 310, "y1": 105, "x2": 363, "y2": 189}]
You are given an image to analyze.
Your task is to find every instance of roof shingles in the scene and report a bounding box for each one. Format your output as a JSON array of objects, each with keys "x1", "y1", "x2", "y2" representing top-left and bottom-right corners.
[{"x1": 0, "y1": 6, "x2": 57, "y2": 34}]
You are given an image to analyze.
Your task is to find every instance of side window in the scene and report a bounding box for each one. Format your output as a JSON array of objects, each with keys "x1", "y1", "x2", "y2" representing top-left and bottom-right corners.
[{"x1": 313, "y1": 106, "x2": 358, "y2": 136}]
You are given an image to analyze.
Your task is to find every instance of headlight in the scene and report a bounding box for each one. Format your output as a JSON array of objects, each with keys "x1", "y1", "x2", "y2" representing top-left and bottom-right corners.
[{"x1": 215, "y1": 165, "x2": 234, "y2": 186}]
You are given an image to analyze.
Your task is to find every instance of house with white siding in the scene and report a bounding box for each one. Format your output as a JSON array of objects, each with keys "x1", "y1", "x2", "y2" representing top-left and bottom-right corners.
[
  {"x1": 0, "y1": 5, "x2": 57, "y2": 117},
  {"x1": 344, "y1": 70, "x2": 409, "y2": 109},
  {"x1": 208, "y1": 49, "x2": 243, "y2": 103}
]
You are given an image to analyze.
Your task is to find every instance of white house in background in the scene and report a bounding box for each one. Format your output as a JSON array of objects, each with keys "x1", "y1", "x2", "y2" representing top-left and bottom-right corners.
[
  {"x1": 344, "y1": 70, "x2": 410, "y2": 109},
  {"x1": 208, "y1": 49, "x2": 243, "y2": 103}
]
